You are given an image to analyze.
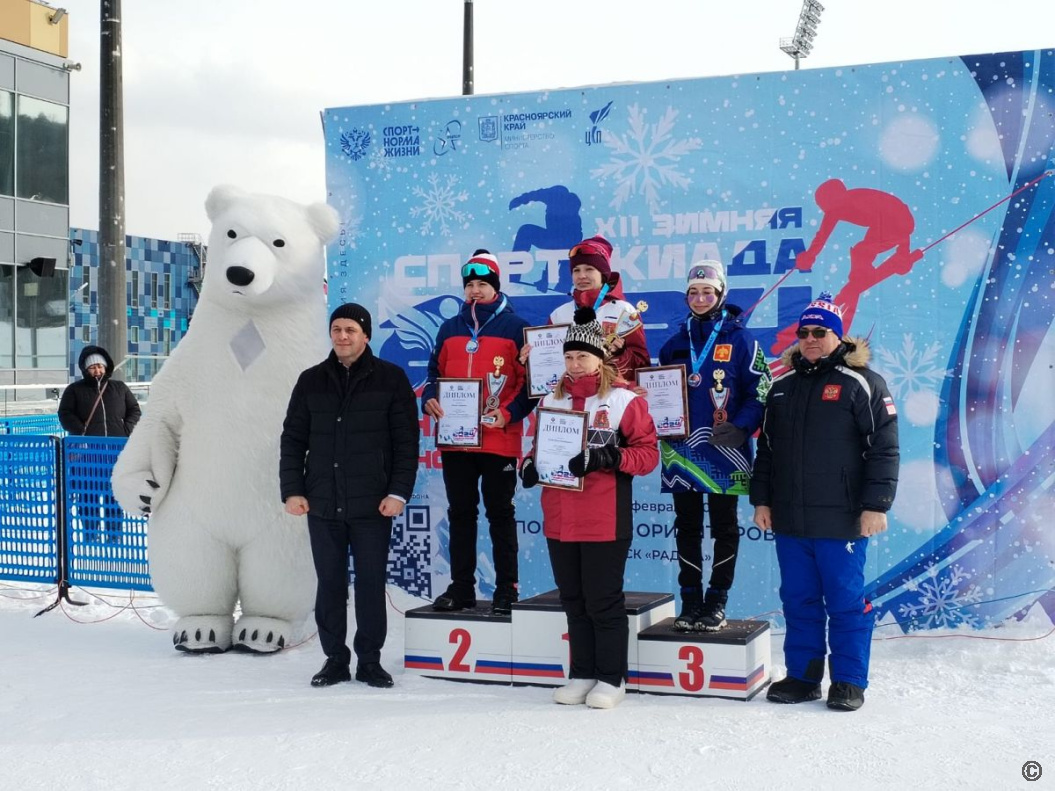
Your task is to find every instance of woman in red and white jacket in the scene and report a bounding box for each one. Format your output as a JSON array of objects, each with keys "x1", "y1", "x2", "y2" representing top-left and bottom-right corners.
[{"x1": 520, "y1": 306, "x2": 658, "y2": 709}]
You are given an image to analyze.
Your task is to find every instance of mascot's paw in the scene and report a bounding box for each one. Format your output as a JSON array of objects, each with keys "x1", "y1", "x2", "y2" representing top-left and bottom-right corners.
[
  {"x1": 231, "y1": 616, "x2": 293, "y2": 654},
  {"x1": 172, "y1": 615, "x2": 234, "y2": 654},
  {"x1": 112, "y1": 470, "x2": 169, "y2": 516}
]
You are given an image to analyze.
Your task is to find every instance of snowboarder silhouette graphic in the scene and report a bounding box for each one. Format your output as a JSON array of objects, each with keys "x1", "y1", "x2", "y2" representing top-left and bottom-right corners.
[
  {"x1": 773, "y1": 179, "x2": 923, "y2": 353},
  {"x1": 509, "y1": 185, "x2": 584, "y2": 293}
]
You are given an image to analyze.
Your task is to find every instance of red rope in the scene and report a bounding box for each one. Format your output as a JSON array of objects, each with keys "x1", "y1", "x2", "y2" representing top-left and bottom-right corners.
[{"x1": 919, "y1": 169, "x2": 1054, "y2": 254}]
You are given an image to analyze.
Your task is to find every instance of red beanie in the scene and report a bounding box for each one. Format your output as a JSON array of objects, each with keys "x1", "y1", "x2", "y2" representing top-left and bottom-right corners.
[{"x1": 569, "y1": 235, "x2": 613, "y2": 279}]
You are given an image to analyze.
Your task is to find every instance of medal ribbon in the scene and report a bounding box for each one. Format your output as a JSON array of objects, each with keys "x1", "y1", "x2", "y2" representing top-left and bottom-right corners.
[
  {"x1": 591, "y1": 281, "x2": 612, "y2": 312},
  {"x1": 464, "y1": 295, "x2": 508, "y2": 351},
  {"x1": 687, "y1": 310, "x2": 725, "y2": 380}
]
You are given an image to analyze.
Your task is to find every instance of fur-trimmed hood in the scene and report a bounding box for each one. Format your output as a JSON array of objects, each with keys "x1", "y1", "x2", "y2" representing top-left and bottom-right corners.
[{"x1": 781, "y1": 336, "x2": 871, "y2": 371}]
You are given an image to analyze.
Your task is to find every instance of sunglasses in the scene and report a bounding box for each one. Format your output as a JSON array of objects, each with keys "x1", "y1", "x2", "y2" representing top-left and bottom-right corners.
[
  {"x1": 796, "y1": 328, "x2": 831, "y2": 339},
  {"x1": 569, "y1": 241, "x2": 609, "y2": 260},
  {"x1": 461, "y1": 261, "x2": 494, "y2": 279}
]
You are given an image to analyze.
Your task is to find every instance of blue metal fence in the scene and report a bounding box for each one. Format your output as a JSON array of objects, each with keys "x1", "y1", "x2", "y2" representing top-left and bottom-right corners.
[
  {"x1": 0, "y1": 414, "x2": 65, "y2": 436},
  {"x1": 64, "y1": 437, "x2": 151, "y2": 591},
  {"x1": 0, "y1": 434, "x2": 427, "y2": 600},
  {"x1": 0, "y1": 436, "x2": 60, "y2": 584}
]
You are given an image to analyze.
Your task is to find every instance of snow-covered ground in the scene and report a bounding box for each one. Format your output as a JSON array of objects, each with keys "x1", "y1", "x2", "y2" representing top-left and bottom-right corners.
[{"x1": 2, "y1": 583, "x2": 1052, "y2": 791}]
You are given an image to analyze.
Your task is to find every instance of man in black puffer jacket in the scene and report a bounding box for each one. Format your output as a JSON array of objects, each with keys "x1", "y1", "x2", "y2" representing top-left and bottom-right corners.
[
  {"x1": 280, "y1": 303, "x2": 419, "y2": 690},
  {"x1": 59, "y1": 345, "x2": 141, "y2": 543},
  {"x1": 751, "y1": 293, "x2": 899, "y2": 713}
]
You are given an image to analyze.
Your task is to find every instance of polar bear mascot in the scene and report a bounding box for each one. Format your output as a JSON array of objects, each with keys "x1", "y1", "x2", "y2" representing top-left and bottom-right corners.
[{"x1": 113, "y1": 185, "x2": 338, "y2": 654}]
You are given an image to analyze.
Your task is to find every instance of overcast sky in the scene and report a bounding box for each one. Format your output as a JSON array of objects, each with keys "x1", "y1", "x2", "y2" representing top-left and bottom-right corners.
[{"x1": 62, "y1": 0, "x2": 1055, "y2": 241}]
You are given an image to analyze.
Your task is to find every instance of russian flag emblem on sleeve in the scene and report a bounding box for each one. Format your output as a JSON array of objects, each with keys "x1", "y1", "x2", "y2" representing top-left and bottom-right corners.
[{"x1": 883, "y1": 396, "x2": 897, "y2": 416}]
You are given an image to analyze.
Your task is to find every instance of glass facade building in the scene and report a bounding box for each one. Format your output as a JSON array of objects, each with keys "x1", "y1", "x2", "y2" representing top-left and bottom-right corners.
[{"x1": 0, "y1": 1, "x2": 71, "y2": 387}]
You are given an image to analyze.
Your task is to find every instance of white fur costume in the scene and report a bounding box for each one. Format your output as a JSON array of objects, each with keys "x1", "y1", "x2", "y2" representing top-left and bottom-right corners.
[{"x1": 112, "y1": 186, "x2": 338, "y2": 653}]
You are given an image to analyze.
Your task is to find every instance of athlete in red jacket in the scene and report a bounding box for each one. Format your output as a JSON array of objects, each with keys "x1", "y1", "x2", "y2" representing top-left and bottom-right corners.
[{"x1": 520, "y1": 306, "x2": 658, "y2": 709}]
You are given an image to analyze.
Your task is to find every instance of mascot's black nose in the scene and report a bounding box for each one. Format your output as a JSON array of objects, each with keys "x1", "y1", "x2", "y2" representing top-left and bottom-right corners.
[{"x1": 226, "y1": 266, "x2": 255, "y2": 287}]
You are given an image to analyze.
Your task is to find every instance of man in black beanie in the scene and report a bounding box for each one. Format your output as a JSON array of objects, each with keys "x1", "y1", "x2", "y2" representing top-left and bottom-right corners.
[{"x1": 280, "y1": 302, "x2": 420, "y2": 689}]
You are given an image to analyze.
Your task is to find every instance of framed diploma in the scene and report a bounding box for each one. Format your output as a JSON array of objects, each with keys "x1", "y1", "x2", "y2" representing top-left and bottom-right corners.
[
  {"x1": 533, "y1": 407, "x2": 589, "y2": 491},
  {"x1": 436, "y1": 378, "x2": 483, "y2": 448},
  {"x1": 523, "y1": 324, "x2": 570, "y2": 398},
  {"x1": 635, "y1": 365, "x2": 689, "y2": 439}
]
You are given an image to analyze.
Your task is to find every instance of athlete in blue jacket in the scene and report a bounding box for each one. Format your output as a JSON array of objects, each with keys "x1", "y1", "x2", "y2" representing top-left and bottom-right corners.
[{"x1": 658, "y1": 261, "x2": 770, "y2": 631}]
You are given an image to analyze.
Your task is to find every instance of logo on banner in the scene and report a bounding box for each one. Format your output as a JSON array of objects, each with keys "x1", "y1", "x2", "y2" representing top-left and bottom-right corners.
[
  {"x1": 340, "y1": 128, "x2": 371, "y2": 161},
  {"x1": 585, "y1": 100, "x2": 613, "y2": 146},
  {"x1": 479, "y1": 116, "x2": 499, "y2": 143},
  {"x1": 822, "y1": 385, "x2": 842, "y2": 401},
  {"x1": 381, "y1": 125, "x2": 421, "y2": 158},
  {"x1": 434, "y1": 120, "x2": 462, "y2": 156},
  {"x1": 713, "y1": 344, "x2": 732, "y2": 362}
]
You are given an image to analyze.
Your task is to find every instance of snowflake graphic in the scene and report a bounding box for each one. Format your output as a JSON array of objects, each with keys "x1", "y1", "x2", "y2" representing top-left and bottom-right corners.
[
  {"x1": 410, "y1": 172, "x2": 471, "y2": 237},
  {"x1": 591, "y1": 104, "x2": 702, "y2": 214},
  {"x1": 339, "y1": 128, "x2": 371, "y2": 161},
  {"x1": 367, "y1": 147, "x2": 396, "y2": 179},
  {"x1": 897, "y1": 563, "x2": 984, "y2": 629},
  {"x1": 875, "y1": 333, "x2": 947, "y2": 399}
]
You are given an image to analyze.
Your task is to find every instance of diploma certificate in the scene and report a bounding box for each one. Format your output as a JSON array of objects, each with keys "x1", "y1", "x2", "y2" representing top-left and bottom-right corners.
[
  {"x1": 436, "y1": 378, "x2": 483, "y2": 448},
  {"x1": 636, "y1": 365, "x2": 689, "y2": 439},
  {"x1": 523, "y1": 324, "x2": 569, "y2": 398},
  {"x1": 533, "y1": 407, "x2": 589, "y2": 491}
]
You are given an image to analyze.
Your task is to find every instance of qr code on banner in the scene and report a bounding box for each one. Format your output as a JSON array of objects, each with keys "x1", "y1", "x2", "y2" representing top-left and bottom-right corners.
[{"x1": 387, "y1": 505, "x2": 432, "y2": 599}]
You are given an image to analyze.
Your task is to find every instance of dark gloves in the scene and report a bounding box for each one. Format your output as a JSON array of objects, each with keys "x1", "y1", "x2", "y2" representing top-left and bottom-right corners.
[
  {"x1": 520, "y1": 457, "x2": 540, "y2": 489},
  {"x1": 568, "y1": 445, "x2": 622, "y2": 477},
  {"x1": 708, "y1": 422, "x2": 748, "y2": 448}
]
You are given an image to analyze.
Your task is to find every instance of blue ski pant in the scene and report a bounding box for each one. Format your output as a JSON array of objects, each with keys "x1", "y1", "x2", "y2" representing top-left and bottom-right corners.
[{"x1": 774, "y1": 534, "x2": 874, "y2": 688}]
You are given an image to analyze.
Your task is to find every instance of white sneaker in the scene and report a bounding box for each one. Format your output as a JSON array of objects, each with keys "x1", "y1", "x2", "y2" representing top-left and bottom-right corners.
[
  {"x1": 552, "y1": 678, "x2": 597, "y2": 705},
  {"x1": 585, "y1": 681, "x2": 626, "y2": 709}
]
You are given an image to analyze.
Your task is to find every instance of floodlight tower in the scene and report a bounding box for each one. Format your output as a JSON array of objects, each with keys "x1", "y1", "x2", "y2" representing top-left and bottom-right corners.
[{"x1": 779, "y1": 0, "x2": 824, "y2": 70}]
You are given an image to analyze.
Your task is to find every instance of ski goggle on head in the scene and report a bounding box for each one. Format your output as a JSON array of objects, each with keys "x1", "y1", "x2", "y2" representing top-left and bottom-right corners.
[
  {"x1": 688, "y1": 264, "x2": 723, "y2": 282},
  {"x1": 569, "y1": 240, "x2": 610, "y2": 260},
  {"x1": 461, "y1": 261, "x2": 495, "y2": 279}
]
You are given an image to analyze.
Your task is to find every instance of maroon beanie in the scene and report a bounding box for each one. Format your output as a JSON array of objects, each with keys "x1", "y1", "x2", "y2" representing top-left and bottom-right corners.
[{"x1": 569, "y1": 235, "x2": 613, "y2": 279}]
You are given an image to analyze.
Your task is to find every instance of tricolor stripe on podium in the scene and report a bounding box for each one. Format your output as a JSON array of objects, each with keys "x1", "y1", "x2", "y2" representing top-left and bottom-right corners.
[
  {"x1": 510, "y1": 662, "x2": 566, "y2": 678},
  {"x1": 709, "y1": 664, "x2": 765, "y2": 691},
  {"x1": 404, "y1": 656, "x2": 517, "y2": 675},
  {"x1": 629, "y1": 670, "x2": 675, "y2": 687},
  {"x1": 404, "y1": 655, "x2": 445, "y2": 671}
]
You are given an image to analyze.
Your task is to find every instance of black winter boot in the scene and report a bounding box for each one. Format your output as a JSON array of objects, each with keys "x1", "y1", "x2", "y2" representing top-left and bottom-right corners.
[
  {"x1": 827, "y1": 681, "x2": 865, "y2": 711},
  {"x1": 766, "y1": 676, "x2": 822, "y2": 704},
  {"x1": 697, "y1": 588, "x2": 728, "y2": 632},
  {"x1": 673, "y1": 588, "x2": 703, "y2": 632},
  {"x1": 490, "y1": 586, "x2": 518, "y2": 616}
]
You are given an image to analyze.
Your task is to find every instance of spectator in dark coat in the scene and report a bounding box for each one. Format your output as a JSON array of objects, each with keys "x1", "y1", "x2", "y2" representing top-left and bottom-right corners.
[
  {"x1": 280, "y1": 303, "x2": 419, "y2": 690},
  {"x1": 58, "y1": 345, "x2": 140, "y2": 437},
  {"x1": 58, "y1": 345, "x2": 141, "y2": 543},
  {"x1": 751, "y1": 293, "x2": 899, "y2": 712}
]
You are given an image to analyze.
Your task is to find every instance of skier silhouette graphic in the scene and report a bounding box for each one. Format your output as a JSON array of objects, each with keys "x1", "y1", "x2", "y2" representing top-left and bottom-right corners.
[
  {"x1": 773, "y1": 178, "x2": 923, "y2": 353},
  {"x1": 509, "y1": 185, "x2": 584, "y2": 293}
]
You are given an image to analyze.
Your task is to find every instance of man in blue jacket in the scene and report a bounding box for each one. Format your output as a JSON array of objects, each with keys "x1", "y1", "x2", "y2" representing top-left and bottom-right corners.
[
  {"x1": 281, "y1": 303, "x2": 420, "y2": 689},
  {"x1": 751, "y1": 293, "x2": 899, "y2": 711}
]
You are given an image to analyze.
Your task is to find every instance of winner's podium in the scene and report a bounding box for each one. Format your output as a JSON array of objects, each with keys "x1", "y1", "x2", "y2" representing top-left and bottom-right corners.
[
  {"x1": 509, "y1": 590, "x2": 674, "y2": 686},
  {"x1": 404, "y1": 591, "x2": 769, "y2": 700},
  {"x1": 404, "y1": 603, "x2": 513, "y2": 683},
  {"x1": 404, "y1": 590, "x2": 674, "y2": 686},
  {"x1": 632, "y1": 618, "x2": 771, "y2": 700}
]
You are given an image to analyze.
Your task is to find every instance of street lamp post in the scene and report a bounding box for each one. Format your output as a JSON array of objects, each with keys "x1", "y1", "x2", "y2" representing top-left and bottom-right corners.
[{"x1": 780, "y1": 0, "x2": 824, "y2": 70}]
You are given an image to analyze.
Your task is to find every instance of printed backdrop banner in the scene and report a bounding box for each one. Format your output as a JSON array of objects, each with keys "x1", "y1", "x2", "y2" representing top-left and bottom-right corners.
[{"x1": 324, "y1": 49, "x2": 1055, "y2": 631}]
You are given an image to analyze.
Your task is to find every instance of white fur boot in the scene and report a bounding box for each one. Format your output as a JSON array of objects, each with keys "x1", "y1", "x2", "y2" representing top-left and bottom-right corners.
[
  {"x1": 172, "y1": 615, "x2": 234, "y2": 654},
  {"x1": 552, "y1": 678, "x2": 597, "y2": 705},
  {"x1": 585, "y1": 680, "x2": 626, "y2": 709},
  {"x1": 231, "y1": 616, "x2": 293, "y2": 653}
]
